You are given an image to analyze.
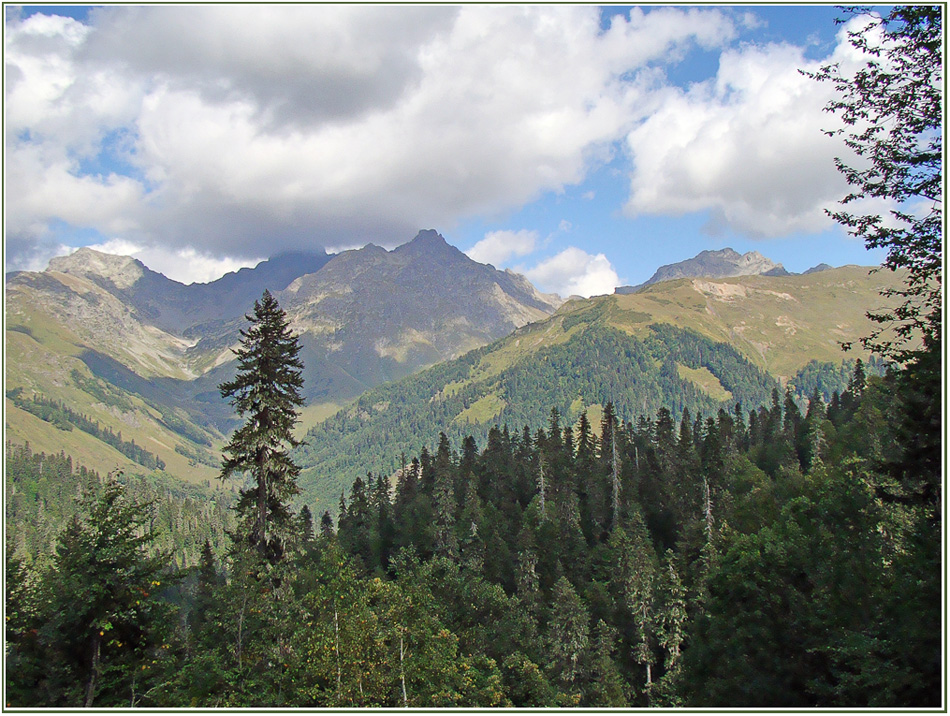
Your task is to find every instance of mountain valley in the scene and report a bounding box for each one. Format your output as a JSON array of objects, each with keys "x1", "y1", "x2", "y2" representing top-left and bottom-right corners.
[
  {"x1": 5, "y1": 230, "x2": 561, "y2": 483},
  {"x1": 5, "y1": 234, "x2": 902, "y2": 517}
]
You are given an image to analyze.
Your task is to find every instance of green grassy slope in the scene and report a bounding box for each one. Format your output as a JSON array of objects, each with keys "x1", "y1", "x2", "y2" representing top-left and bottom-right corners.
[
  {"x1": 603, "y1": 266, "x2": 905, "y2": 378},
  {"x1": 5, "y1": 309, "x2": 222, "y2": 487}
]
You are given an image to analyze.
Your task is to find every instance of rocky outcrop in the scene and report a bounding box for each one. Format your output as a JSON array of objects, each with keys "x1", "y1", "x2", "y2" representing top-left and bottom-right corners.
[{"x1": 615, "y1": 248, "x2": 789, "y2": 294}]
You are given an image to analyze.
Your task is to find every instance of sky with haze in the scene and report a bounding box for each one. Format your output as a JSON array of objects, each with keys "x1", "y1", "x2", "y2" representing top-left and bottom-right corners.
[{"x1": 5, "y1": 4, "x2": 894, "y2": 296}]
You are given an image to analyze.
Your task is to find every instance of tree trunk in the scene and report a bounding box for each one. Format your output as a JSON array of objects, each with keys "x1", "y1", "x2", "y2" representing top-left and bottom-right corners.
[
  {"x1": 334, "y1": 604, "x2": 342, "y2": 699},
  {"x1": 84, "y1": 632, "x2": 101, "y2": 707},
  {"x1": 538, "y1": 459, "x2": 546, "y2": 518},
  {"x1": 400, "y1": 633, "x2": 408, "y2": 707},
  {"x1": 256, "y1": 445, "x2": 268, "y2": 555},
  {"x1": 611, "y1": 431, "x2": 620, "y2": 528}
]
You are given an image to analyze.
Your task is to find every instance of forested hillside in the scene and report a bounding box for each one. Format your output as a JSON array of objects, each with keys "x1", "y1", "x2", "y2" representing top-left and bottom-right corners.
[
  {"x1": 6, "y1": 442, "x2": 234, "y2": 567},
  {"x1": 294, "y1": 320, "x2": 885, "y2": 516},
  {"x1": 6, "y1": 361, "x2": 940, "y2": 707}
]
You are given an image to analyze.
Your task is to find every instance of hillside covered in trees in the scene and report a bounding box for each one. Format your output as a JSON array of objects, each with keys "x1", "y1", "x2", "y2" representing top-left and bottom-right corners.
[{"x1": 6, "y1": 360, "x2": 941, "y2": 707}]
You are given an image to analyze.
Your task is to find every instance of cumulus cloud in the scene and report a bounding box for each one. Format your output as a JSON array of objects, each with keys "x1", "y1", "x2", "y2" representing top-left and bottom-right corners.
[
  {"x1": 622, "y1": 18, "x2": 876, "y2": 237},
  {"x1": 138, "y1": 247, "x2": 263, "y2": 285},
  {"x1": 83, "y1": 5, "x2": 459, "y2": 128},
  {"x1": 524, "y1": 247, "x2": 620, "y2": 298},
  {"x1": 466, "y1": 230, "x2": 539, "y2": 266},
  {"x1": 81, "y1": 239, "x2": 262, "y2": 285},
  {"x1": 4, "y1": 5, "x2": 742, "y2": 279}
]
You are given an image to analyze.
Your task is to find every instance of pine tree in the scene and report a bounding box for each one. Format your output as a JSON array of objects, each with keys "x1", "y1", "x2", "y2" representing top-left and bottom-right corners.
[
  {"x1": 14, "y1": 478, "x2": 174, "y2": 707},
  {"x1": 584, "y1": 620, "x2": 628, "y2": 706},
  {"x1": 653, "y1": 549, "x2": 687, "y2": 706},
  {"x1": 189, "y1": 540, "x2": 221, "y2": 643},
  {"x1": 432, "y1": 433, "x2": 460, "y2": 560},
  {"x1": 219, "y1": 290, "x2": 305, "y2": 566},
  {"x1": 545, "y1": 576, "x2": 590, "y2": 690},
  {"x1": 297, "y1": 505, "x2": 315, "y2": 546},
  {"x1": 5, "y1": 537, "x2": 41, "y2": 706},
  {"x1": 320, "y1": 510, "x2": 335, "y2": 538}
]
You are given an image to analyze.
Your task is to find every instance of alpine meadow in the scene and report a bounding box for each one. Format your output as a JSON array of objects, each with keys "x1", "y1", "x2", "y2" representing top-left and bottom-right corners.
[{"x1": 4, "y1": 5, "x2": 944, "y2": 709}]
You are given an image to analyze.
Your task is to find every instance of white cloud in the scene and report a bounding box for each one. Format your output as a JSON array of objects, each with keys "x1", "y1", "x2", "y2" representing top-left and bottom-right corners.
[
  {"x1": 524, "y1": 247, "x2": 619, "y2": 298},
  {"x1": 140, "y1": 247, "x2": 262, "y2": 285},
  {"x1": 84, "y1": 238, "x2": 142, "y2": 256},
  {"x1": 81, "y1": 239, "x2": 261, "y2": 284},
  {"x1": 622, "y1": 18, "x2": 881, "y2": 238},
  {"x1": 4, "y1": 5, "x2": 742, "y2": 272},
  {"x1": 466, "y1": 230, "x2": 539, "y2": 266},
  {"x1": 6, "y1": 241, "x2": 75, "y2": 274}
]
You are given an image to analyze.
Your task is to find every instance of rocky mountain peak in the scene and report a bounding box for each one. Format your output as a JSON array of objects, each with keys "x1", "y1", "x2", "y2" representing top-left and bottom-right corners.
[
  {"x1": 410, "y1": 228, "x2": 447, "y2": 245},
  {"x1": 615, "y1": 246, "x2": 789, "y2": 294},
  {"x1": 393, "y1": 229, "x2": 457, "y2": 257},
  {"x1": 47, "y1": 247, "x2": 146, "y2": 290}
]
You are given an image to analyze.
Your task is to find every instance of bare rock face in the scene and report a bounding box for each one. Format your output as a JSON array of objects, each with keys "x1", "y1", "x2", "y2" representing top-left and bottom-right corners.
[
  {"x1": 13, "y1": 230, "x2": 564, "y2": 403},
  {"x1": 615, "y1": 248, "x2": 790, "y2": 294},
  {"x1": 48, "y1": 247, "x2": 146, "y2": 290},
  {"x1": 274, "y1": 230, "x2": 563, "y2": 400}
]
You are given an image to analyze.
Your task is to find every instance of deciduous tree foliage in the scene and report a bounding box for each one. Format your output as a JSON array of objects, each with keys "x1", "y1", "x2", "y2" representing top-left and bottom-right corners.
[
  {"x1": 810, "y1": 6, "x2": 942, "y2": 360},
  {"x1": 809, "y1": 5, "x2": 942, "y2": 510}
]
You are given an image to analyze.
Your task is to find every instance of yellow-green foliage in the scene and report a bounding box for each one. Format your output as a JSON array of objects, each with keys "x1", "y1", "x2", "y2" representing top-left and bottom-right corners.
[
  {"x1": 676, "y1": 364, "x2": 733, "y2": 402},
  {"x1": 454, "y1": 394, "x2": 507, "y2": 425},
  {"x1": 606, "y1": 267, "x2": 906, "y2": 378}
]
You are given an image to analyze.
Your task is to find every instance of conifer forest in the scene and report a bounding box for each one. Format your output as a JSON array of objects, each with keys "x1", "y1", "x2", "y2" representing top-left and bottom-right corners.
[{"x1": 3, "y1": 6, "x2": 943, "y2": 710}]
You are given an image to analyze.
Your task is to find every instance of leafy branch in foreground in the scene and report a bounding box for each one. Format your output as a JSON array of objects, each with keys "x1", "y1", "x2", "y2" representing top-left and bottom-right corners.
[{"x1": 807, "y1": 6, "x2": 942, "y2": 360}]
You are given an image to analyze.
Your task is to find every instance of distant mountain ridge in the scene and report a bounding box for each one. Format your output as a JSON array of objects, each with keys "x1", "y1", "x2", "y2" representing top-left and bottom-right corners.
[
  {"x1": 5, "y1": 229, "x2": 563, "y2": 484},
  {"x1": 6, "y1": 235, "x2": 886, "y2": 515},
  {"x1": 45, "y1": 247, "x2": 334, "y2": 334},
  {"x1": 12, "y1": 230, "x2": 561, "y2": 389},
  {"x1": 616, "y1": 247, "x2": 794, "y2": 294}
]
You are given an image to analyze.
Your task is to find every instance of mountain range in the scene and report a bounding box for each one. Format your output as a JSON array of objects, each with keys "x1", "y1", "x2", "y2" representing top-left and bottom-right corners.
[
  {"x1": 5, "y1": 232, "x2": 901, "y2": 513},
  {"x1": 5, "y1": 230, "x2": 558, "y2": 482}
]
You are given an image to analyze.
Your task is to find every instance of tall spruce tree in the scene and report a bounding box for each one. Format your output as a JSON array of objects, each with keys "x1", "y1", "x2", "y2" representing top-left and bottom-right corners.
[{"x1": 219, "y1": 290, "x2": 305, "y2": 565}]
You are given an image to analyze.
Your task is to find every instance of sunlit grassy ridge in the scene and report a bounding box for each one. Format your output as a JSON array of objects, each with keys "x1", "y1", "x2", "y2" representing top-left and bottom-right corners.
[
  {"x1": 294, "y1": 266, "x2": 902, "y2": 514},
  {"x1": 601, "y1": 266, "x2": 904, "y2": 377},
  {"x1": 6, "y1": 264, "x2": 899, "y2": 512},
  {"x1": 5, "y1": 306, "x2": 221, "y2": 486}
]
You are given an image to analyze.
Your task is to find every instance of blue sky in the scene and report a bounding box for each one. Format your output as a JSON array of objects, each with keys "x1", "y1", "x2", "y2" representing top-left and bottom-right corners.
[{"x1": 5, "y1": 4, "x2": 891, "y2": 293}]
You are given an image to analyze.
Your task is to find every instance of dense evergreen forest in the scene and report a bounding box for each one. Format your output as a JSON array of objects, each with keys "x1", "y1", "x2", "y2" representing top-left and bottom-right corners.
[
  {"x1": 295, "y1": 323, "x2": 785, "y2": 512},
  {"x1": 5, "y1": 443, "x2": 234, "y2": 567},
  {"x1": 5, "y1": 357, "x2": 941, "y2": 707},
  {"x1": 294, "y1": 320, "x2": 888, "y2": 515}
]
